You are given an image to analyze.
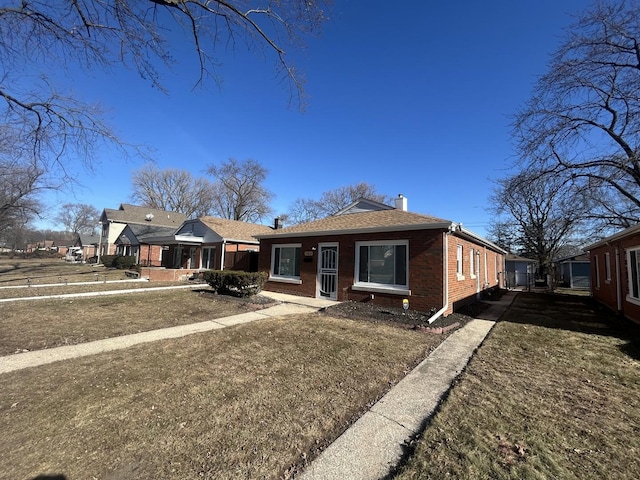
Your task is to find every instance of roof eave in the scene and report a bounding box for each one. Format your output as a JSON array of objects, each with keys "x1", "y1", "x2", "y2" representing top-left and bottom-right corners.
[{"x1": 256, "y1": 222, "x2": 454, "y2": 239}]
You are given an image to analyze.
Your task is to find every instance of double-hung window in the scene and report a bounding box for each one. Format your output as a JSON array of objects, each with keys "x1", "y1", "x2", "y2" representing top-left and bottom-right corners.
[
  {"x1": 604, "y1": 252, "x2": 611, "y2": 283},
  {"x1": 355, "y1": 240, "x2": 408, "y2": 291},
  {"x1": 627, "y1": 247, "x2": 640, "y2": 301},
  {"x1": 271, "y1": 244, "x2": 301, "y2": 282},
  {"x1": 456, "y1": 244, "x2": 464, "y2": 279},
  {"x1": 469, "y1": 249, "x2": 476, "y2": 278}
]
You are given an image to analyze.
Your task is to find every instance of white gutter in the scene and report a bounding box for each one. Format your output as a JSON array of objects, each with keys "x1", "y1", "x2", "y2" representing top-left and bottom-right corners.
[{"x1": 428, "y1": 228, "x2": 452, "y2": 324}]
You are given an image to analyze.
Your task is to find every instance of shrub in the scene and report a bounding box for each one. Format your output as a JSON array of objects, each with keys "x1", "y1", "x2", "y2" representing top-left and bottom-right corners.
[
  {"x1": 203, "y1": 270, "x2": 268, "y2": 297},
  {"x1": 100, "y1": 255, "x2": 137, "y2": 269},
  {"x1": 113, "y1": 255, "x2": 137, "y2": 270}
]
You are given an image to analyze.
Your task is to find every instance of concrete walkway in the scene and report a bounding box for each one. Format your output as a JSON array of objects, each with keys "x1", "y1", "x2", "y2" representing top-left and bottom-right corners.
[{"x1": 298, "y1": 290, "x2": 518, "y2": 480}]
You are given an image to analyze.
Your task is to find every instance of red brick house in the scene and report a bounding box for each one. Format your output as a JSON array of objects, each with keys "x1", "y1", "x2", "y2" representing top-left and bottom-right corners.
[
  {"x1": 256, "y1": 197, "x2": 506, "y2": 320},
  {"x1": 587, "y1": 224, "x2": 640, "y2": 325},
  {"x1": 140, "y1": 217, "x2": 274, "y2": 281}
]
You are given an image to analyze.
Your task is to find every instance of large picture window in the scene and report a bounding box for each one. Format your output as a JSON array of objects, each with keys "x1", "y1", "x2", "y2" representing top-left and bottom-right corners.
[
  {"x1": 271, "y1": 244, "x2": 301, "y2": 279},
  {"x1": 355, "y1": 241, "x2": 408, "y2": 288}
]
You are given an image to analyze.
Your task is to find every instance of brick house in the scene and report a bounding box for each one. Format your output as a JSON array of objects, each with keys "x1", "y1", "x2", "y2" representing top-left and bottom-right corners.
[
  {"x1": 114, "y1": 224, "x2": 177, "y2": 266},
  {"x1": 140, "y1": 217, "x2": 274, "y2": 281},
  {"x1": 256, "y1": 196, "x2": 506, "y2": 320},
  {"x1": 587, "y1": 224, "x2": 640, "y2": 324},
  {"x1": 98, "y1": 204, "x2": 188, "y2": 258}
]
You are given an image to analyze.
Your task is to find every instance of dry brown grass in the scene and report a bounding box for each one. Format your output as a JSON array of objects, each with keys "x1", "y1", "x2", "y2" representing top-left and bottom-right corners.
[
  {"x1": 0, "y1": 257, "x2": 123, "y2": 286},
  {"x1": 0, "y1": 313, "x2": 444, "y2": 480},
  {"x1": 0, "y1": 289, "x2": 263, "y2": 355},
  {"x1": 393, "y1": 292, "x2": 640, "y2": 480}
]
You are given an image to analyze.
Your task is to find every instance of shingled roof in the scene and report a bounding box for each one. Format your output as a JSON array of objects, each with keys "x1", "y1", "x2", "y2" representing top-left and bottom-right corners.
[
  {"x1": 257, "y1": 209, "x2": 453, "y2": 238},
  {"x1": 199, "y1": 217, "x2": 274, "y2": 243},
  {"x1": 101, "y1": 204, "x2": 188, "y2": 227}
]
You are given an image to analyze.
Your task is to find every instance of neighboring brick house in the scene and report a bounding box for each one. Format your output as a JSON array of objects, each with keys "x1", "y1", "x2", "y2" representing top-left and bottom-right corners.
[
  {"x1": 98, "y1": 204, "x2": 187, "y2": 258},
  {"x1": 71, "y1": 233, "x2": 100, "y2": 261},
  {"x1": 587, "y1": 224, "x2": 640, "y2": 325},
  {"x1": 114, "y1": 224, "x2": 177, "y2": 266},
  {"x1": 256, "y1": 196, "x2": 506, "y2": 320},
  {"x1": 140, "y1": 217, "x2": 274, "y2": 281}
]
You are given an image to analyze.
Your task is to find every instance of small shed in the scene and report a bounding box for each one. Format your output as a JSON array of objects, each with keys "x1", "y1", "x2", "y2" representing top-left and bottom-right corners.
[
  {"x1": 504, "y1": 254, "x2": 536, "y2": 288},
  {"x1": 554, "y1": 253, "x2": 590, "y2": 289}
]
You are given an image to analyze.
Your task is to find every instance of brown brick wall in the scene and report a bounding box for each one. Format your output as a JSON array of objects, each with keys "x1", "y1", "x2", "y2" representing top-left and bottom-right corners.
[
  {"x1": 259, "y1": 229, "x2": 504, "y2": 316},
  {"x1": 591, "y1": 234, "x2": 640, "y2": 324}
]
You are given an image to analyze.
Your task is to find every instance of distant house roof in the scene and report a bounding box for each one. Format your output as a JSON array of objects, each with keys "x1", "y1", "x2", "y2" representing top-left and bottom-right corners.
[
  {"x1": 555, "y1": 253, "x2": 590, "y2": 263},
  {"x1": 116, "y1": 224, "x2": 179, "y2": 245},
  {"x1": 334, "y1": 198, "x2": 394, "y2": 216},
  {"x1": 77, "y1": 233, "x2": 100, "y2": 246},
  {"x1": 199, "y1": 217, "x2": 273, "y2": 243},
  {"x1": 505, "y1": 254, "x2": 537, "y2": 263},
  {"x1": 100, "y1": 204, "x2": 188, "y2": 227}
]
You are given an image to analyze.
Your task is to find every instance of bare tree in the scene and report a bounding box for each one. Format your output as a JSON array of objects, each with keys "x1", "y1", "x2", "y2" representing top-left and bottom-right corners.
[
  {"x1": 286, "y1": 182, "x2": 392, "y2": 224},
  {"x1": 55, "y1": 203, "x2": 100, "y2": 234},
  {"x1": 131, "y1": 164, "x2": 215, "y2": 217},
  {"x1": 513, "y1": 0, "x2": 640, "y2": 231},
  {"x1": 1, "y1": 1, "x2": 329, "y2": 221},
  {"x1": 490, "y1": 172, "x2": 586, "y2": 275},
  {"x1": 207, "y1": 158, "x2": 274, "y2": 222}
]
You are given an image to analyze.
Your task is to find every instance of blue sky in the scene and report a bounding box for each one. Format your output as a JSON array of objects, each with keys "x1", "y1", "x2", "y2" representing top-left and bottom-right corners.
[{"x1": 38, "y1": 0, "x2": 590, "y2": 237}]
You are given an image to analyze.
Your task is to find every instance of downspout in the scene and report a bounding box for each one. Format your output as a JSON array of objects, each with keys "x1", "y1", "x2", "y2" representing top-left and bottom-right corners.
[
  {"x1": 220, "y1": 240, "x2": 226, "y2": 270},
  {"x1": 429, "y1": 227, "x2": 452, "y2": 324},
  {"x1": 615, "y1": 247, "x2": 622, "y2": 312}
]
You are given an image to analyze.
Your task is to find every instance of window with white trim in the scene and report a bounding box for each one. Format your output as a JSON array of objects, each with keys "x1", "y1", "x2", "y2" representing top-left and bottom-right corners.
[
  {"x1": 627, "y1": 247, "x2": 640, "y2": 300},
  {"x1": 456, "y1": 244, "x2": 463, "y2": 278},
  {"x1": 271, "y1": 244, "x2": 301, "y2": 279},
  {"x1": 355, "y1": 240, "x2": 408, "y2": 289},
  {"x1": 604, "y1": 252, "x2": 611, "y2": 283},
  {"x1": 470, "y1": 249, "x2": 476, "y2": 278}
]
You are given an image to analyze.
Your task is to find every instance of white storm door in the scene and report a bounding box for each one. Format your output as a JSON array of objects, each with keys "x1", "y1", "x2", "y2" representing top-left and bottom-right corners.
[{"x1": 318, "y1": 244, "x2": 338, "y2": 300}]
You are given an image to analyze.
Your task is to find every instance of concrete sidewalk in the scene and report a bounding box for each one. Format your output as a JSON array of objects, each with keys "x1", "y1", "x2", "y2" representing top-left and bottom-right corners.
[
  {"x1": 298, "y1": 290, "x2": 518, "y2": 480},
  {"x1": 0, "y1": 290, "x2": 338, "y2": 374}
]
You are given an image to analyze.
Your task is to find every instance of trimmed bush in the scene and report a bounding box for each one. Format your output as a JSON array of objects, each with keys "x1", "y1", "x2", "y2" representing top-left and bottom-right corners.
[
  {"x1": 203, "y1": 270, "x2": 268, "y2": 297},
  {"x1": 100, "y1": 255, "x2": 137, "y2": 269}
]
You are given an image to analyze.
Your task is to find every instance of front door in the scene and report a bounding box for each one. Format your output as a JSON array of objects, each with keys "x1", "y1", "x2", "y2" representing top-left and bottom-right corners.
[{"x1": 318, "y1": 244, "x2": 338, "y2": 300}]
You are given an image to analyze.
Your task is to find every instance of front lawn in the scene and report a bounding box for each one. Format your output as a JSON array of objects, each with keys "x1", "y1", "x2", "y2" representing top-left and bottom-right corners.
[
  {"x1": 393, "y1": 292, "x2": 640, "y2": 480},
  {"x1": 0, "y1": 313, "x2": 445, "y2": 479}
]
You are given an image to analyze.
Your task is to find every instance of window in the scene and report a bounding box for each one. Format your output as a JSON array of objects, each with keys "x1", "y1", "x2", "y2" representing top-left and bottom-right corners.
[
  {"x1": 271, "y1": 244, "x2": 301, "y2": 280},
  {"x1": 627, "y1": 248, "x2": 640, "y2": 301},
  {"x1": 469, "y1": 249, "x2": 475, "y2": 278},
  {"x1": 456, "y1": 244, "x2": 463, "y2": 278},
  {"x1": 604, "y1": 252, "x2": 611, "y2": 283},
  {"x1": 202, "y1": 247, "x2": 216, "y2": 269},
  {"x1": 594, "y1": 254, "x2": 600, "y2": 289},
  {"x1": 354, "y1": 241, "x2": 408, "y2": 291}
]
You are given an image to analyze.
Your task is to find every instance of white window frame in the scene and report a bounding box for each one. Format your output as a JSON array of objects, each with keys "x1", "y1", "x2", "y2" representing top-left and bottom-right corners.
[
  {"x1": 470, "y1": 248, "x2": 476, "y2": 279},
  {"x1": 270, "y1": 243, "x2": 302, "y2": 284},
  {"x1": 202, "y1": 246, "x2": 216, "y2": 270},
  {"x1": 456, "y1": 244, "x2": 464, "y2": 280},
  {"x1": 353, "y1": 240, "x2": 410, "y2": 295},
  {"x1": 626, "y1": 247, "x2": 640, "y2": 305},
  {"x1": 604, "y1": 252, "x2": 611, "y2": 283}
]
